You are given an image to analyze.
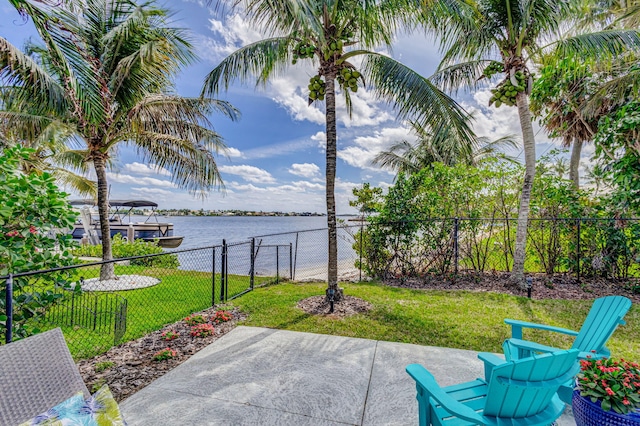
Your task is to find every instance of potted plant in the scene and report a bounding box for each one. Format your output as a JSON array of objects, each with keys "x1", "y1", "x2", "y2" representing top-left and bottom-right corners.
[{"x1": 573, "y1": 356, "x2": 640, "y2": 425}]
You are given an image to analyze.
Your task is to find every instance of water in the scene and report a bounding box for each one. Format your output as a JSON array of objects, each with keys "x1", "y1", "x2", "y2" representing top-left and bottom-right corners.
[
  {"x1": 166, "y1": 215, "x2": 329, "y2": 248},
  {"x1": 142, "y1": 215, "x2": 362, "y2": 279}
]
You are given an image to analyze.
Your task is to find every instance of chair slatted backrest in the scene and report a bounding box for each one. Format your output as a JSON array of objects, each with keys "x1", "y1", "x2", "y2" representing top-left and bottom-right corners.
[
  {"x1": 483, "y1": 349, "x2": 580, "y2": 419},
  {"x1": 572, "y1": 296, "x2": 631, "y2": 355}
]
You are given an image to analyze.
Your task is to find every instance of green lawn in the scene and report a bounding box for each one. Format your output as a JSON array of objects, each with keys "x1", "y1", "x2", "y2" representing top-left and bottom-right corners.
[
  {"x1": 35, "y1": 264, "x2": 275, "y2": 359},
  {"x1": 228, "y1": 281, "x2": 639, "y2": 360}
]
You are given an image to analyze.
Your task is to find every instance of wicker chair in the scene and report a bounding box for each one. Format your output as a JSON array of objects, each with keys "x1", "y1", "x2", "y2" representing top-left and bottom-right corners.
[{"x1": 0, "y1": 328, "x2": 89, "y2": 426}]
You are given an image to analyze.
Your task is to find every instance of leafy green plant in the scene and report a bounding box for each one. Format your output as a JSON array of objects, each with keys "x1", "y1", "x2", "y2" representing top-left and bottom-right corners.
[
  {"x1": 95, "y1": 361, "x2": 115, "y2": 373},
  {"x1": 190, "y1": 323, "x2": 215, "y2": 338},
  {"x1": 0, "y1": 146, "x2": 79, "y2": 342},
  {"x1": 212, "y1": 311, "x2": 232, "y2": 324},
  {"x1": 72, "y1": 234, "x2": 179, "y2": 269},
  {"x1": 91, "y1": 378, "x2": 107, "y2": 393},
  {"x1": 184, "y1": 314, "x2": 206, "y2": 326},
  {"x1": 576, "y1": 357, "x2": 640, "y2": 414},
  {"x1": 152, "y1": 347, "x2": 177, "y2": 361},
  {"x1": 160, "y1": 330, "x2": 179, "y2": 341}
]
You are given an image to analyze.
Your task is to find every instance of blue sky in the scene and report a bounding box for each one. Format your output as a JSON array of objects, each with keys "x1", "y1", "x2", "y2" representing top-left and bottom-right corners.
[{"x1": 0, "y1": 0, "x2": 573, "y2": 213}]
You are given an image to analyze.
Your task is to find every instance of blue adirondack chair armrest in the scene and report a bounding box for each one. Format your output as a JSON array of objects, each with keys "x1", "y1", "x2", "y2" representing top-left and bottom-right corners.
[
  {"x1": 504, "y1": 318, "x2": 580, "y2": 340},
  {"x1": 505, "y1": 338, "x2": 609, "y2": 361},
  {"x1": 477, "y1": 352, "x2": 505, "y2": 381},
  {"x1": 406, "y1": 364, "x2": 484, "y2": 424}
]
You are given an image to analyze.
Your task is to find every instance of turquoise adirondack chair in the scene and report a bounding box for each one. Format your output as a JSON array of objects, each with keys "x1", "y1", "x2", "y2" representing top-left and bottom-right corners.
[
  {"x1": 503, "y1": 295, "x2": 631, "y2": 404},
  {"x1": 503, "y1": 295, "x2": 632, "y2": 361},
  {"x1": 406, "y1": 348, "x2": 580, "y2": 426}
]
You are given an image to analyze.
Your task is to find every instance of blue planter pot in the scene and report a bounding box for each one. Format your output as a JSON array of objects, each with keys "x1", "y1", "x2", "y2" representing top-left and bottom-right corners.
[{"x1": 573, "y1": 390, "x2": 640, "y2": 426}]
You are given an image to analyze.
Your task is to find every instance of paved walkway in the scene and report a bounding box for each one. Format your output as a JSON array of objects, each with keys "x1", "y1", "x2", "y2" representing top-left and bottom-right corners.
[{"x1": 120, "y1": 326, "x2": 575, "y2": 425}]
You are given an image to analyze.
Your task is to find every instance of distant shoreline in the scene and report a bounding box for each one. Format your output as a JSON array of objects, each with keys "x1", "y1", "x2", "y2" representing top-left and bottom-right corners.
[{"x1": 131, "y1": 209, "x2": 358, "y2": 218}]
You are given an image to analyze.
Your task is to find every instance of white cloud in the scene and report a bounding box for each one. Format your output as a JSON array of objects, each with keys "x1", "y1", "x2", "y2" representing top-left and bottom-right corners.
[
  {"x1": 121, "y1": 162, "x2": 171, "y2": 177},
  {"x1": 219, "y1": 165, "x2": 276, "y2": 183},
  {"x1": 130, "y1": 187, "x2": 175, "y2": 196},
  {"x1": 224, "y1": 147, "x2": 244, "y2": 158},
  {"x1": 198, "y1": 9, "x2": 267, "y2": 63},
  {"x1": 289, "y1": 163, "x2": 320, "y2": 178},
  {"x1": 339, "y1": 126, "x2": 412, "y2": 171},
  {"x1": 106, "y1": 172, "x2": 177, "y2": 188},
  {"x1": 239, "y1": 136, "x2": 319, "y2": 160}
]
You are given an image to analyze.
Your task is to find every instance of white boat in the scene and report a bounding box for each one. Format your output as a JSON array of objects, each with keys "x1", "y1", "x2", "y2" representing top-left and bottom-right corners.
[{"x1": 69, "y1": 199, "x2": 184, "y2": 249}]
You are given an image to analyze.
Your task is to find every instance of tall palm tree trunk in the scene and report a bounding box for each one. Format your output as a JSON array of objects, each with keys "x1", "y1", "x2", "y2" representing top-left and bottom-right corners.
[
  {"x1": 511, "y1": 91, "x2": 536, "y2": 287},
  {"x1": 93, "y1": 154, "x2": 116, "y2": 281},
  {"x1": 570, "y1": 138, "x2": 583, "y2": 188},
  {"x1": 324, "y1": 75, "x2": 341, "y2": 301}
]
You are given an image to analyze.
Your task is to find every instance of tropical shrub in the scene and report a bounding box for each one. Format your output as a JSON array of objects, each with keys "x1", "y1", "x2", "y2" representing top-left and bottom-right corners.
[
  {"x1": 190, "y1": 323, "x2": 215, "y2": 338},
  {"x1": 152, "y1": 348, "x2": 177, "y2": 361},
  {"x1": 72, "y1": 234, "x2": 179, "y2": 269},
  {"x1": 594, "y1": 101, "x2": 640, "y2": 214},
  {"x1": 184, "y1": 314, "x2": 206, "y2": 326},
  {"x1": 0, "y1": 146, "x2": 79, "y2": 342}
]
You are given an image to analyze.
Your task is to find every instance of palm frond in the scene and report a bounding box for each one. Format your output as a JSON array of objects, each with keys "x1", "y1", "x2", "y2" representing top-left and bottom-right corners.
[
  {"x1": 431, "y1": 59, "x2": 495, "y2": 94},
  {"x1": 52, "y1": 167, "x2": 97, "y2": 197},
  {"x1": 0, "y1": 37, "x2": 68, "y2": 112},
  {"x1": 554, "y1": 29, "x2": 640, "y2": 59},
  {"x1": 362, "y1": 52, "x2": 475, "y2": 144},
  {"x1": 202, "y1": 37, "x2": 293, "y2": 96}
]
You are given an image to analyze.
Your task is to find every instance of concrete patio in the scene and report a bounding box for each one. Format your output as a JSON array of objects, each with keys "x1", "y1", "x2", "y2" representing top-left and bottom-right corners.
[{"x1": 120, "y1": 326, "x2": 575, "y2": 425}]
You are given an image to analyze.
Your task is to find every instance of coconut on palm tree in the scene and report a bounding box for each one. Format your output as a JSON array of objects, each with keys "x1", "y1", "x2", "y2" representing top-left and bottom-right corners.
[
  {"x1": 0, "y1": 0, "x2": 239, "y2": 280},
  {"x1": 202, "y1": 0, "x2": 474, "y2": 303},
  {"x1": 423, "y1": 0, "x2": 640, "y2": 287}
]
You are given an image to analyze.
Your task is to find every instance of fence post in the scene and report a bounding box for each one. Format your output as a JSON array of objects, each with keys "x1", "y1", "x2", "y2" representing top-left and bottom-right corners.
[
  {"x1": 250, "y1": 238, "x2": 255, "y2": 290},
  {"x1": 4, "y1": 274, "x2": 13, "y2": 343},
  {"x1": 454, "y1": 217, "x2": 459, "y2": 274},
  {"x1": 221, "y1": 240, "x2": 227, "y2": 303},
  {"x1": 212, "y1": 246, "x2": 216, "y2": 307},
  {"x1": 293, "y1": 232, "x2": 299, "y2": 280},
  {"x1": 359, "y1": 222, "x2": 363, "y2": 282},
  {"x1": 576, "y1": 219, "x2": 581, "y2": 284},
  {"x1": 289, "y1": 243, "x2": 293, "y2": 280},
  {"x1": 276, "y1": 245, "x2": 280, "y2": 284}
]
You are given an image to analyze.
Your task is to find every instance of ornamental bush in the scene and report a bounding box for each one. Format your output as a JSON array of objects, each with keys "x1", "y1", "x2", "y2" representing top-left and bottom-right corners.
[
  {"x1": 72, "y1": 234, "x2": 179, "y2": 268},
  {"x1": 0, "y1": 146, "x2": 79, "y2": 342}
]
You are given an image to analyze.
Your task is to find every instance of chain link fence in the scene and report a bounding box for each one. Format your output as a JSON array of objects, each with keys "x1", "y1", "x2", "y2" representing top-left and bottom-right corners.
[
  {"x1": 3, "y1": 217, "x2": 639, "y2": 360},
  {"x1": 357, "y1": 217, "x2": 640, "y2": 284}
]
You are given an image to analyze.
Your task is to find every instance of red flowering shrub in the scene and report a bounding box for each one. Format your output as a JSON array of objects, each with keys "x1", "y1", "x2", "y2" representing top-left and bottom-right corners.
[
  {"x1": 160, "y1": 331, "x2": 179, "y2": 341},
  {"x1": 212, "y1": 310, "x2": 232, "y2": 324},
  {"x1": 152, "y1": 348, "x2": 177, "y2": 361},
  {"x1": 184, "y1": 314, "x2": 206, "y2": 326},
  {"x1": 190, "y1": 323, "x2": 215, "y2": 338},
  {"x1": 576, "y1": 355, "x2": 640, "y2": 414}
]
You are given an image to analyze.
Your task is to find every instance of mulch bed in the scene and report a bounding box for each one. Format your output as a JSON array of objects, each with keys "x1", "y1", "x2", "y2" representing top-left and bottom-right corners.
[
  {"x1": 297, "y1": 295, "x2": 372, "y2": 317},
  {"x1": 383, "y1": 271, "x2": 640, "y2": 303},
  {"x1": 78, "y1": 306, "x2": 246, "y2": 402}
]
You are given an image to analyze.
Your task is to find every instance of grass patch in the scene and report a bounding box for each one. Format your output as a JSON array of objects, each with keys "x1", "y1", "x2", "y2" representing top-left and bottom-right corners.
[
  {"x1": 32, "y1": 264, "x2": 275, "y2": 359},
  {"x1": 230, "y1": 281, "x2": 639, "y2": 360}
]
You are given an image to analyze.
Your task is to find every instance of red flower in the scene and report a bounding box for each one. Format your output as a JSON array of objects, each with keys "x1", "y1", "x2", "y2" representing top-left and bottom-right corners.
[
  {"x1": 29, "y1": 225, "x2": 37, "y2": 234},
  {"x1": 606, "y1": 387, "x2": 615, "y2": 396}
]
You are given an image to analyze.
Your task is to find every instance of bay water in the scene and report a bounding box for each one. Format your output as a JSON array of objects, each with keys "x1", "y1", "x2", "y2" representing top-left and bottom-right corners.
[{"x1": 148, "y1": 215, "x2": 362, "y2": 280}]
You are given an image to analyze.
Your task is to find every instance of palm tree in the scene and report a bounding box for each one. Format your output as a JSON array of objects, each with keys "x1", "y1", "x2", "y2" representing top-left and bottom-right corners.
[
  {"x1": 202, "y1": 0, "x2": 474, "y2": 302},
  {"x1": 372, "y1": 120, "x2": 518, "y2": 176},
  {"x1": 424, "y1": 0, "x2": 640, "y2": 286},
  {"x1": 530, "y1": 57, "x2": 603, "y2": 188},
  {"x1": 0, "y1": 0, "x2": 239, "y2": 280},
  {"x1": 0, "y1": 96, "x2": 96, "y2": 196}
]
